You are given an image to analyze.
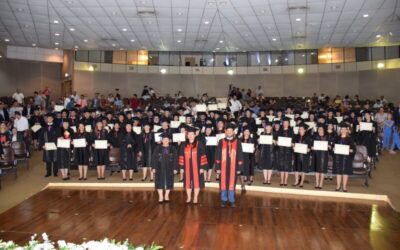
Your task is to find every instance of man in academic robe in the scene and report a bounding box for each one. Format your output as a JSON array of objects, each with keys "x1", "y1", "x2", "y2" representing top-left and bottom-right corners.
[
  {"x1": 39, "y1": 113, "x2": 58, "y2": 177},
  {"x1": 215, "y1": 123, "x2": 244, "y2": 207}
]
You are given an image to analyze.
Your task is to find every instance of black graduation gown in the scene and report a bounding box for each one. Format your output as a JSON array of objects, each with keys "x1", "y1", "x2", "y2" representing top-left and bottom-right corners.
[
  {"x1": 56, "y1": 128, "x2": 74, "y2": 169},
  {"x1": 333, "y1": 136, "x2": 356, "y2": 175},
  {"x1": 241, "y1": 137, "x2": 256, "y2": 177},
  {"x1": 178, "y1": 141, "x2": 208, "y2": 189},
  {"x1": 29, "y1": 115, "x2": 45, "y2": 140},
  {"x1": 107, "y1": 129, "x2": 123, "y2": 148},
  {"x1": 293, "y1": 134, "x2": 312, "y2": 173},
  {"x1": 140, "y1": 132, "x2": 156, "y2": 167},
  {"x1": 357, "y1": 121, "x2": 377, "y2": 157},
  {"x1": 39, "y1": 124, "x2": 58, "y2": 163},
  {"x1": 73, "y1": 132, "x2": 91, "y2": 166},
  {"x1": 312, "y1": 134, "x2": 329, "y2": 173},
  {"x1": 259, "y1": 132, "x2": 274, "y2": 170},
  {"x1": 151, "y1": 145, "x2": 178, "y2": 190},
  {"x1": 120, "y1": 131, "x2": 138, "y2": 170},
  {"x1": 215, "y1": 138, "x2": 244, "y2": 191},
  {"x1": 204, "y1": 133, "x2": 217, "y2": 171},
  {"x1": 277, "y1": 129, "x2": 294, "y2": 172},
  {"x1": 91, "y1": 129, "x2": 109, "y2": 166}
]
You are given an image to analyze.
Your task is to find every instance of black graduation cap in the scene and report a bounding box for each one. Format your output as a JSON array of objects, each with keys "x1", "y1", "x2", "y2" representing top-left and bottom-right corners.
[
  {"x1": 163, "y1": 107, "x2": 172, "y2": 112},
  {"x1": 298, "y1": 123, "x2": 309, "y2": 130},
  {"x1": 126, "y1": 111, "x2": 132, "y2": 115},
  {"x1": 142, "y1": 120, "x2": 151, "y2": 127},
  {"x1": 316, "y1": 122, "x2": 326, "y2": 129},
  {"x1": 184, "y1": 114, "x2": 193, "y2": 118},
  {"x1": 245, "y1": 108, "x2": 253, "y2": 113},
  {"x1": 160, "y1": 118, "x2": 170, "y2": 124},
  {"x1": 242, "y1": 126, "x2": 251, "y2": 132},
  {"x1": 264, "y1": 121, "x2": 273, "y2": 127},
  {"x1": 132, "y1": 117, "x2": 140, "y2": 122},
  {"x1": 294, "y1": 110, "x2": 301, "y2": 115},
  {"x1": 46, "y1": 113, "x2": 55, "y2": 118},
  {"x1": 106, "y1": 111, "x2": 113, "y2": 115},
  {"x1": 197, "y1": 112, "x2": 206, "y2": 116},
  {"x1": 205, "y1": 124, "x2": 214, "y2": 129},
  {"x1": 83, "y1": 109, "x2": 90, "y2": 113},
  {"x1": 338, "y1": 121, "x2": 350, "y2": 128},
  {"x1": 259, "y1": 108, "x2": 266, "y2": 113},
  {"x1": 327, "y1": 108, "x2": 334, "y2": 113},
  {"x1": 282, "y1": 117, "x2": 291, "y2": 122},
  {"x1": 226, "y1": 123, "x2": 236, "y2": 130},
  {"x1": 134, "y1": 109, "x2": 143, "y2": 113},
  {"x1": 186, "y1": 126, "x2": 197, "y2": 133},
  {"x1": 159, "y1": 132, "x2": 171, "y2": 139}
]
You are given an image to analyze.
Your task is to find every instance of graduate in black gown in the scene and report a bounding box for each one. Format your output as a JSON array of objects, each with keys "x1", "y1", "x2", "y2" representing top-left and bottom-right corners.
[
  {"x1": 120, "y1": 123, "x2": 139, "y2": 181},
  {"x1": 312, "y1": 124, "x2": 330, "y2": 189},
  {"x1": 56, "y1": 121, "x2": 74, "y2": 180},
  {"x1": 73, "y1": 122, "x2": 91, "y2": 180},
  {"x1": 91, "y1": 121, "x2": 109, "y2": 180},
  {"x1": 140, "y1": 121, "x2": 155, "y2": 181},
  {"x1": 357, "y1": 111, "x2": 377, "y2": 159},
  {"x1": 277, "y1": 117, "x2": 294, "y2": 186},
  {"x1": 240, "y1": 126, "x2": 256, "y2": 188},
  {"x1": 39, "y1": 113, "x2": 58, "y2": 177},
  {"x1": 293, "y1": 123, "x2": 312, "y2": 188},
  {"x1": 333, "y1": 122, "x2": 356, "y2": 192},
  {"x1": 204, "y1": 124, "x2": 216, "y2": 182},
  {"x1": 259, "y1": 121, "x2": 274, "y2": 185},
  {"x1": 151, "y1": 133, "x2": 178, "y2": 203},
  {"x1": 107, "y1": 122, "x2": 123, "y2": 149},
  {"x1": 29, "y1": 108, "x2": 44, "y2": 150}
]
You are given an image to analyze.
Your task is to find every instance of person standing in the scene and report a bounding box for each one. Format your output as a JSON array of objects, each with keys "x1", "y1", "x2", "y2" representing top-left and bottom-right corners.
[
  {"x1": 215, "y1": 123, "x2": 244, "y2": 207},
  {"x1": 91, "y1": 121, "x2": 109, "y2": 180},
  {"x1": 259, "y1": 121, "x2": 275, "y2": 185},
  {"x1": 120, "y1": 123, "x2": 139, "y2": 181},
  {"x1": 42, "y1": 86, "x2": 51, "y2": 108},
  {"x1": 276, "y1": 117, "x2": 294, "y2": 186},
  {"x1": 139, "y1": 121, "x2": 156, "y2": 181},
  {"x1": 12, "y1": 88, "x2": 24, "y2": 105},
  {"x1": 56, "y1": 121, "x2": 74, "y2": 180},
  {"x1": 73, "y1": 122, "x2": 91, "y2": 180},
  {"x1": 39, "y1": 113, "x2": 58, "y2": 177}
]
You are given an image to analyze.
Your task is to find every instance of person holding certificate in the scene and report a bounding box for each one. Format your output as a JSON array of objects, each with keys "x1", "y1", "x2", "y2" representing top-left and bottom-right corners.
[
  {"x1": 215, "y1": 123, "x2": 244, "y2": 207},
  {"x1": 139, "y1": 121, "x2": 156, "y2": 182},
  {"x1": 277, "y1": 117, "x2": 294, "y2": 186},
  {"x1": 293, "y1": 123, "x2": 312, "y2": 188},
  {"x1": 151, "y1": 133, "x2": 178, "y2": 203},
  {"x1": 73, "y1": 122, "x2": 91, "y2": 180},
  {"x1": 204, "y1": 124, "x2": 216, "y2": 182},
  {"x1": 357, "y1": 110, "x2": 377, "y2": 160},
  {"x1": 56, "y1": 121, "x2": 74, "y2": 180},
  {"x1": 91, "y1": 121, "x2": 109, "y2": 180},
  {"x1": 120, "y1": 123, "x2": 140, "y2": 181},
  {"x1": 333, "y1": 122, "x2": 356, "y2": 192},
  {"x1": 240, "y1": 126, "x2": 256, "y2": 188},
  {"x1": 39, "y1": 113, "x2": 58, "y2": 177},
  {"x1": 259, "y1": 121, "x2": 275, "y2": 185},
  {"x1": 178, "y1": 126, "x2": 208, "y2": 204},
  {"x1": 29, "y1": 107, "x2": 44, "y2": 150},
  {"x1": 312, "y1": 124, "x2": 330, "y2": 189}
]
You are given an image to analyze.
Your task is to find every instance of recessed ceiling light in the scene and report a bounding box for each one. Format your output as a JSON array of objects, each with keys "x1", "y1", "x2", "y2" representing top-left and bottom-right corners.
[
  {"x1": 65, "y1": 0, "x2": 73, "y2": 4},
  {"x1": 32, "y1": 43, "x2": 36, "y2": 46},
  {"x1": 112, "y1": 43, "x2": 116, "y2": 47},
  {"x1": 55, "y1": 48, "x2": 59, "y2": 50},
  {"x1": 177, "y1": 40, "x2": 181, "y2": 43},
  {"x1": 204, "y1": 21, "x2": 210, "y2": 24},
  {"x1": 363, "y1": 14, "x2": 369, "y2": 18},
  {"x1": 55, "y1": 33, "x2": 60, "y2": 36},
  {"x1": 160, "y1": 68, "x2": 167, "y2": 74},
  {"x1": 17, "y1": 8, "x2": 24, "y2": 12},
  {"x1": 216, "y1": 47, "x2": 220, "y2": 50},
  {"x1": 376, "y1": 34, "x2": 381, "y2": 38},
  {"x1": 83, "y1": 39, "x2": 88, "y2": 42},
  {"x1": 260, "y1": 10, "x2": 265, "y2": 14},
  {"x1": 53, "y1": 20, "x2": 59, "y2": 24},
  {"x1": 4, "y1": 38, "x2": 10, "y2": 42},
  {"x1": 55, "y1": 42, "x2": 59, "y2": 45},
  {"x1": 74, "y1": 45, "x2": 79, "y2": 49},
  {"x1": 227, "y1": 69, "x2": 234, "y2": 75},
  {"x1": 177, "y1": 12, "x2": 183, "y2": 16},
  {"x1": 272, "y1": 38, "x2": 277, "y2": 41},
  {"x1": 212, "y1": 50, "x2": 216, "y2": 53},
  {"x1": 219, "y1": 40, "x2": 224, "y2": 43},
  {"x1": 122, "y1": 28, "x2": 127, "y2": 32},
  {"x1": 177, "y1": 28, "x2": 183, "y2": 32},
  {"x1": 296, "y1": 18, "x2": 301, "y2": 22},
  {"x1": 130, "y1": 39, "x2": 135, "y2": 42},
  {"x1": 69, "y1": 28, "x2": 75, "y2": 31}
]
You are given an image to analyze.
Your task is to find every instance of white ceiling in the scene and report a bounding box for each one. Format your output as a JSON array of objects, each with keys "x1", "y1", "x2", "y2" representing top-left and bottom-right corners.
[{"x1": 0, "y1": 0, "x2": 399, "y2": 52}]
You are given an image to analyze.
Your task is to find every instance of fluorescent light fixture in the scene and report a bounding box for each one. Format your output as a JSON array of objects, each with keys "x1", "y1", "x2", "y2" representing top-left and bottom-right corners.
[
  {"x1": 204, "y1": 20, "x2": 209, "y2": 24},
  {"x1": 219, "y1": 40, "x2": 224, "y2": 43},
  {"x1": 69, "y1": 28, "x2": 75, "y2": 31},
  {"x1": 177, "y1": 40, "x2": 181, "y2": 43},
  {"x1": 296, "y1": 18, "x2": 301, "y2": 21},
  {"x1": 160, "y1": 68, "x2": 167, "y2": 74},
  {"x1": 111, "y1": 43, "x2": 116, "y2": 47},
  {"x1": 32, "y1": 43, "x2": 36, "y2": 46},
  {"x1": 272, "y1": 38, "x2": 277, "y2": 41},
  {"x1": 177, "y1": 28, "x2": 183, "y2": 32},
  {"x1": 54, "y1": 42, "x2": 59, "y2": 45},
  {"x1": 363, "y1": 14, "x2": 369, "y2": 18},
  {"x1": 122, "y1": 28, "x2": 128, "y2": 32},
  {"x1": 55, "y1": 33, "x2": 60, "y2": 36},
  {"x1": 53, "y1": 20, "x2": 59, "y2": 24},
  {"x1": 130, "y1": 39, "x2": 135, "y2": 42},
  {"x1": 4, "y1": 38, "x2": 10, "y2": 42},
  {"x1": 83, "y1": 39, "x2": 88, "y2": 43}
]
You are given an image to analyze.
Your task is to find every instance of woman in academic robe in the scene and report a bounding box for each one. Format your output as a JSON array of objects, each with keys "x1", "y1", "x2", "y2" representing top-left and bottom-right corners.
[
  {"x1": 139, "y1": 121, "x2": 156, "y2": 181},
  {"x1": 107, "y1": 122, "x2": 123, "y2": 149},
  {"x1": 276, "y1": 117, "x2": 294, "y2": 186},
  {"x1": 29, "y1": 108, "x2": 45, "y2": 150},
  {"x1": 203, "y1": 124, "x2": 216, "y2": 182},
  {"x1": 259, "y1": 121, "x2": 274, "y2": 185},
  {"x1": 151, "y1": 133, "x2": 179, "y2": 203},
  {"x1": 91, "y1": 120, "x2": 109, "y2": 180},
  {"x1": 333, "y1": 122, "x2": 356, "y2": 192},
  {"x1": 73, "y1": 122, "x2": 91, "y2": 180},
  {"x1": 39, "y1": 113, "x2": 58, "y2": 177},
  {"x1": 240, "y1": 126, "x2": 256, "y2": 188},
  {"x1": 292, "y1": 123, "x2": 312, "y2": 188},
  {"x1": 56, "y1": 120, "x2": 74, "y2": 180},
  {"x1": 120, "y1": 123, "x2": 140, "y2": 181},
  {"x1": 178, "y1": 126, "x2": 208, "y2": 204},
  {"x1": 357, "y1": 110, "x2": 377, "y2": 159},
  {"x1": 312, "y1": 124, "x2": 330, "y2": 189}
]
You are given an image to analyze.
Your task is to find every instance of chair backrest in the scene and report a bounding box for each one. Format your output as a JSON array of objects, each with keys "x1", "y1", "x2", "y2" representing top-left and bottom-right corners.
[
  {"x1": 109, "y1": 148, "x2": 120, "y2": 163},
  {"x1": 356, "y1": 145, "x2": 368, "y2": 160},
  {"x1": 352, "y1": 152, "x2": 365, "y2": 169},
  {"x1": 11, "y1": 142, "x2": 27, "y2": 156},
  {"x1": 1, "y1": 146, "x2": 15, "y2": 165}
]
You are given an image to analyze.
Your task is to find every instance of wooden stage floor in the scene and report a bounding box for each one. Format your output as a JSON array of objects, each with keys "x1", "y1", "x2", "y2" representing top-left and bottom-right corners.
[{"x1": 0, "y1": 188, "x2": 399, "y2": 249}]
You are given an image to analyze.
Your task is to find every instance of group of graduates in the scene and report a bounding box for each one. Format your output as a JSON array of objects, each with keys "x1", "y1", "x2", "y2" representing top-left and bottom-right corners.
[{"x1": 29, "y1": 103, "x2": 380, "y2": 206}]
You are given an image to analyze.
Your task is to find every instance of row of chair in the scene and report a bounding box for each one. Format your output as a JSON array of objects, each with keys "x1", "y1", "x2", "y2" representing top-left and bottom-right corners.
[{"x1": 0, "y1": 142, "x2": 29, "y2": 189}]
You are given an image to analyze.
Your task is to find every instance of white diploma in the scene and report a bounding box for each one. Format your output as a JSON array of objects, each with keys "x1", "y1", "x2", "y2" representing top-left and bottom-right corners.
[
  {"x1": 259, "y1": 135, "x2": 273, "y2": 145},
  {"x1": 274, "y1": 118, "x2": 281, "y2": 122},
  {"x1": 85, "y1": 125, "x2": 92, "y2": 133},
  {"x1": 57, "y1": 138, "x2": 71, "y2": 148},
  {"x1": 285, "y1": 114, "x2": 294, "y2": 120},
  {"x1": 294, "y1": 143, "x2": 308, "y2": 154},
  {"x1": 301, "y1": 112, "x2": 309, "y2": 119},
  {"x1": 293, "y1": 126, "x2": 299, "y2": 134},
  {"x1": 108, "y1": 123, "x2": 114, "y2": 129},
  {"x1": 360, "y1": 122, "x2": 373, "y2": 131},
  {"x1": 255, "y1": 117, "x2": 262, "y2": 125},
  {"x1": 278, "y1": 136, "x2": 292, "y2": 147},
  {"x1": 31, "y1": 124, "x2": 42, "y2": 133},
  {"x1": 153, "y1": 125, "x2": 162, "y2": 132},
  {"x1": 290, "y1": 120, "x2": 296, "y2": 127},
  {"x1": 305, "y1": 122, "x2": 316, "y2": 130},
  {"x1": 73, "y1": 138, "x2": 86, "y2": 148},
  {"x1": 54, "y1": 105, "x2": 64, "y2": 112},
  {"x1": 207, "y1": 104, "x2": 218, "y2": 111},
  {"x1": 334, "y1": 144, "x2": 350, "y2": 155},
  {"x1": 94, "y1": 140, "x2": 108, "y2": 149},
  {"x1": 335, "y1": 117, "x2": 343, "y2": 123},
  {"x1": 242, "y1": 143, "x2": 255, "y2": 153},
  {"x1": 70, "y1": 126, "x2": 77, "y2": 133},
  {"x1": 206, "y1": 136, "x2": 218, "y2": 146},
  {"x1": 154, "y1": 133, "x2": 162, "y2": 143},
  {"x1": 257, "y1": 128, "x2": 264, "y2": 135},
  {"x1": 313, "y1": 140, "x2": 328, "y2": 151},
  {"x1": 217, "y1": 103, "x2": 227, "y2": 109},
  {"x1": 133, "y1": 126, "x2": 142, "y2": 134},
  {"x1": 170, "y1": 121, "x2": 181, "y2": 128},
  {"x1": 179, "y1": 116, "x2": 186, "y2": 123},
  {"x1": 173, "y1": 133, "x2": 186, "y2": 142},
  {"x1": 216, "y1": 133, "x2": 225, "y2": 141},
  {"x1": 267, "y1": 116, "x2": 275, "y2": 122},
  {"x1": 44, "y1": 142, "x2": 57, "y2": 150},
  {"x1": 196, "y1": 104, "x2": 207, "y2": 112}
]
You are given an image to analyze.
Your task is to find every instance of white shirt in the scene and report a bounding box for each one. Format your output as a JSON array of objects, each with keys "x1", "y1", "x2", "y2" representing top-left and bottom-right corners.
[
  {"x1": 229, "y1": 99, "x2": 242, "y2": 113},
  {"x1": 255, "y1": 88, "x2": 263, "y2": 96},
  {"x1": 14, "y1": 116, "x2": 29, "y2": 131},
  {"x1": 12, "y1": 92, "x2": 24, "y2": 104}
]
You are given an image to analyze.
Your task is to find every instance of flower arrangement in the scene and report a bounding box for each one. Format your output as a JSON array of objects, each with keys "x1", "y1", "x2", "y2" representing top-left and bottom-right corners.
[{"x1": 0, "y1": 233, "x2": 162, "y2": 250}]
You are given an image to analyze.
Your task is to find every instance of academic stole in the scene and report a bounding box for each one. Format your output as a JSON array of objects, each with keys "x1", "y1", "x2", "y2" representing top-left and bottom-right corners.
[
  {"x1": 221, "y1": 139, "x2": 237, "y2": 191},
  {"x1": 184, "y1": 143, "x2": 199, "y2": 188}
]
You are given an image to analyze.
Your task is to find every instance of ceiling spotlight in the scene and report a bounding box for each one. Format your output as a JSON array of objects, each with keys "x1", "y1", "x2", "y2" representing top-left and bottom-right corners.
[
  {"x1": 65, "y1": 73, "x2": 69, "y2": 77},
  {"x1": 111, "y1": 43, "x2": 116, "y2": 47},
  {"x1": 65, "y1": 0, "x2": 74, "y2": 4},
  {"x1": 69, "y1": 28, "x2": 75, "y2": 31},
  {"x1": 4, "y1": 38, "x2": 10, "y2": 42},
  {"x1": 296, "y1": 18, "x2": 301, "y2": 22},
  {"x1": 55, "y1": 48, "x2": 59, "y2": 50},
  {"x1": 177, "y1": 12, "x2": 183, "y2": 16},
  {"x1": 17, "y1": 8, "x2": 24, "y2": 12},
  {"x1": 204, "y1": 20, "x2": 210, "y2": 25},
  {"x1": 32, "y1": 43, "x2": 36, "y2": 46},
  {"x1": 272, "y1": 38, "x2": 277, "y2": 41},
  {"x1": 55, "y1": 33, "x2": 60, "y2": 36},
  {"x1": 377, "y1": 62, "x2": 385, "y2": 69},
  {"x1": 53, "y1": 20, "x2": 59, "y2": 24},
  {"x1": 219, "y1": 40, "x2": 224, "y2": 43},
  {"x1": 297, "y1": 68, "x2": 304, "y2": 74},
  {"x1": 363, "y1": 14, "x2": 369, "y2": 18},
  {"x1": 177, "y1": 28, "x2": 183, "y2": 32},
  {"x1": 74, "y1": 45, "x2": 79, "y2": 49},
  {"x1": 177, "y1": 40, "x2": 182, "y2": 43},
  {"x1": 160, "y1": 68, "x2": 167, "y2": 74},
  {"x1": 122, "y1": 28, "x2": 128, "y2": 32},
  {"x1": 55, "y1": 42, "x2": 59, "y2": 45},
  {"x1": 83, "y1": 39, "x2": 88, "y2": 42},
  {"x1": 212, "y1": 50, "x2": 216, "y2": 53},
  {"x1": 227, "y1": 69, "x2": 234, "y2": 75},
  {"x1": 216, "y1": 47, "x2": 220, "y2": 50},
  {"x1": 376, "y1": 34, "x2": 381, "y2": 38},
  {"x1": 130, "y1": 39, "x2": 135, "y2": 42},
  {"x1": 88, "y1": 65, "x2": 94, "y2": 71}
]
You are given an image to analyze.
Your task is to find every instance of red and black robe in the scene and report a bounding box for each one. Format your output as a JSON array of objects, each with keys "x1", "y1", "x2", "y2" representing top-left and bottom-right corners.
[
  {"x1": 178, "y1": 141, "x2": 208, "y2": 189},
  {"x1": 215, "y1": 138, "x2": 244, "y2": 191}
]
